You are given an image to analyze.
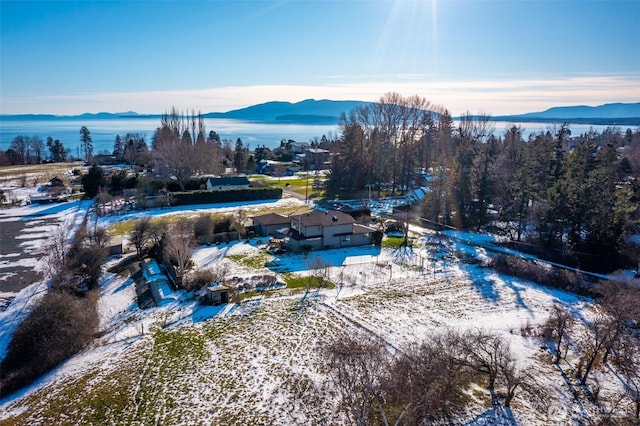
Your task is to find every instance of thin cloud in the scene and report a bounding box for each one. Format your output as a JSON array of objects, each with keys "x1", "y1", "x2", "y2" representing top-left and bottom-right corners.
[{"x1": 2, "y1": 75, "x2": 638, "y2": 116}]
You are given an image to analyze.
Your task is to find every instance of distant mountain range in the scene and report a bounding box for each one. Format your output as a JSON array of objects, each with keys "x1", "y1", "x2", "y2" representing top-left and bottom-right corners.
[
  {"x1": 2, "y1": 100, "x2": 639, "y2": 125},
  {"x1": 494, "y1": 102, "x2": 640, "y2": 125},
  {"x1": 203, "y1": 99, "x2": 368, "y2": 124}
]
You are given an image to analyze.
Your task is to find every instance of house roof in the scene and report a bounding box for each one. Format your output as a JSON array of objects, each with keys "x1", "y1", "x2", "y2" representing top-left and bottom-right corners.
[
  {"x1": 293, "y1": 210, "x2": 355, "y2": 227},
  {"x1": 353, "y1": 223, "x2": 375, "y2": 234},
  {"x1": 251, "y1": 213, "x2": 290, "y2": 226},
  {"x1": 207, "y1": 284, "x2": 230, "y2": 292},
  {"x1": 208, "y1": 176, "x2": 250, "y2": 186}
]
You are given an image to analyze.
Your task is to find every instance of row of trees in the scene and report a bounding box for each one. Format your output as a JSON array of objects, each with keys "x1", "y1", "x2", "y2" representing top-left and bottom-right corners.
[
  {"x1": 324, "y1": 279, "x2": 640, "y2": 425},
  {"x1": 324, "y1": 328, "x2": 542, "y2": 425},
  {"x1": 543, "y1": 284, "x2": 640, "y2": 420},
  {"x1": 327, "y1": 93, "x2": 436, "y2": 196},
  {"x1": 326, "y1": 93, "x2": 640, "y2": 271},
  {"x1": 1, "y1": 126, "x2": 94, "y2": 165},
  {"x1": 149, "y1": 108, "x2": 267, "y2": 189},
  {"x1": 2, "y1": 135, "x2": 59, "y2": 164}
]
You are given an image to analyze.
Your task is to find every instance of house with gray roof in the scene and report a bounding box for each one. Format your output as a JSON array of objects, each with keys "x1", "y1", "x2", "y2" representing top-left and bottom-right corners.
[
  {"x1": 206, "y1": 176, "x2": 250, "y2": 191},
  {"x1": 286, "y1": 210, "x2": 374, "y2": 251}
]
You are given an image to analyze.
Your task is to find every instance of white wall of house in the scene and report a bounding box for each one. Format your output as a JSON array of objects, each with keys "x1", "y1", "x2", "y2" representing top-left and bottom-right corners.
[
  {"x1": 206, "y1": 182, "x2": 250, "y2": 191},
  {"x1": 322, "y1": 223, "x2": 354, "y2": 248}
]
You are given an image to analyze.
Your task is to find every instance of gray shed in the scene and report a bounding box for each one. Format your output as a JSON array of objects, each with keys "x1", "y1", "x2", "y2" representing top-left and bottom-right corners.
[{"x1": 205, "y1": 284, "x2": 230, "y2": 305}]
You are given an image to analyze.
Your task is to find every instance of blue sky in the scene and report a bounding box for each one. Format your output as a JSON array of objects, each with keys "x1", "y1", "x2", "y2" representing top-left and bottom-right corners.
[{"x1": 1, "y1": 0, "x2": 639, "y2": 115}]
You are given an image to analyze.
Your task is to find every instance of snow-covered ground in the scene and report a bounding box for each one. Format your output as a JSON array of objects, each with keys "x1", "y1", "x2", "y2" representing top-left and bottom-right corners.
[
  {"x1": 0, "y1": 193, "x2": 635, "y2": 424},
  {"x1": 0, "y1": 199, "x2": 91, "y2": 362}
]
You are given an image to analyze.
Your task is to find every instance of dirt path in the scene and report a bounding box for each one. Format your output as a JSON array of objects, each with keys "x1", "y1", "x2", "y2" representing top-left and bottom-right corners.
[
  {"x1": 0, "y1": 200, "x2": 87, "y2": 294},
  {"x1": 0, "y1": 218, "x2": 46, "y2": 293}
]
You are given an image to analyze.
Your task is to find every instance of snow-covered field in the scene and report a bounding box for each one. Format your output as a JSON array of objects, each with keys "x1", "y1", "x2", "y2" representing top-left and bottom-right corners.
[{"x1": 0, "y1": 192, "x2": 635, "y2": 425}]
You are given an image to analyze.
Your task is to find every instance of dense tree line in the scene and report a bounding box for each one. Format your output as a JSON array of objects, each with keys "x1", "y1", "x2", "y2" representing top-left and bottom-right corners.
[
  {"x1": 1, "y1": 135, "x2": 71, "y2": 165},
  {"x1": 327, "y1": 93, "x2": 640, "y2": 272}
]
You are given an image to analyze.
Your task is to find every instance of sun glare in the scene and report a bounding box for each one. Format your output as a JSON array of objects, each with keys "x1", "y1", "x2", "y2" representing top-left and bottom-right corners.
[{"x1": 374, "y1": 0, "x2": 439, "y2": 77}]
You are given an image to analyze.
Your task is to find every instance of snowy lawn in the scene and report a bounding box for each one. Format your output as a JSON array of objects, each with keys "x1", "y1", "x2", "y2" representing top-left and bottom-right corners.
[
  {"x1": 1, "y1": 229, "x2": 618, "y2": 425},
  {"x1": 0, "y1": 194, "x2": 634, "y2": 425}
]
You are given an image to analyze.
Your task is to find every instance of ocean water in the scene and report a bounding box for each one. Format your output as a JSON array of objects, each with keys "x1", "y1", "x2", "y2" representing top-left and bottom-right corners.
[
  {"x1": 0, "y1": 117, "x2": 627, "y2": 156},
  {"x1": 0, "y1": 117, "x2": 341, "y2": 154}
]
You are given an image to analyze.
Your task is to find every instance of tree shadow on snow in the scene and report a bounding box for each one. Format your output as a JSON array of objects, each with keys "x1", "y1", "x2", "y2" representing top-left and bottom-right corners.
[
  {"x1": 21, "y1": 200, "x2": 84, "y2": 220},
  {"x1": 469, "y1": 266, "x2": 501, "y2": 304},
  {"x1": 464, "y1": 404, "x2": 520, "y2": 425}
]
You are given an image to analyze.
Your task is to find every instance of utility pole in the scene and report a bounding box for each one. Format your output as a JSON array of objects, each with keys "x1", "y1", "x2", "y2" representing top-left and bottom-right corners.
[{"x1": 304, "y1": 168, "x2": 309, "y2": 204}]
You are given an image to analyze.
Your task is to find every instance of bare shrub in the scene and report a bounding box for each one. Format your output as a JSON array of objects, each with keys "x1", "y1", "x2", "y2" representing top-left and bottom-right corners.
[
  {"x1": 385, "y1": 330, "x2": 472, "y2": 424},
  {"x1": 71, "y1": 245, "x2": 107, "y2": 290},
  {"x1": 183, "y1": 269, "x2": 217, "y2": 291},
  {"x1": 323, "y1": 333, "x2": 391, "y2": 426},
  {"x1": 43, "y1": 222, "x2": 72, "y2": 278},
  {"x1": 489, "y1": 254, "x2": 590, "y2": 295},
  {"x1": 193, "y1": 214, "x2": 215, "y2": 240},
  {"x1": 579, "y1": 315, "x2": 611, "y2": 386},
  {"x1": 184, "y1": 263, "x2": 231, "y2": 292},
  {"x1": 0, "y1": 290, "x2": 98, "y2": 396}
]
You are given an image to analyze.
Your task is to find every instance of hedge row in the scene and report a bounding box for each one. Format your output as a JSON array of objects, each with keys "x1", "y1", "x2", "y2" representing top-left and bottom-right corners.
[{"x1": 171, "y1": 188, "x2": 283, "y2": 206}]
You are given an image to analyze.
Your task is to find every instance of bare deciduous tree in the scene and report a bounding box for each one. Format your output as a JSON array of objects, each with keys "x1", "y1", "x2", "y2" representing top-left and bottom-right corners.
[
  {"x1": 544, "y1": 304, "x2": 575, "y2": 364},
  {"x1": 385, "y1": 330, "x2": 471, "y2": 424},
  {"x1": 87, "y1": 226, "x2": 110, "y2": 248},
  {"x1": 460, "y1": 329, "x2": 509, "y2": 391},
  {"x1": 130, "y1": 217, "x2": 163, "y2": 259},
  {"x1": 597, "y1": 283, "x2": 640, "y2": 365},
  {"x1": 579, "y1": 315, "x2": 610, "y2": 386},
  {"x1": 163, "y1": 222, "x2": 195, "y2": 285},
  {"x1": 9, "y1": 135, "x2": 31, "y2": 164},
  {"x1": 44, "y1": 222, "x2": 73, "y2": 278},
  {"x1": 153, "y1": 107, "x2": 224, "y2": 190},
  {"x1": 30, "y1": 136, "x2": 45, "y2": 163},
  {"x1": 324, "y1": 333, "x2": 391, "y2": 426},
  {"x1": 307, "y1": 256, "x2": 331, "y2": 291},
  {"x1": 95, "y1": 187, "x2": 112, "y2": 217}
]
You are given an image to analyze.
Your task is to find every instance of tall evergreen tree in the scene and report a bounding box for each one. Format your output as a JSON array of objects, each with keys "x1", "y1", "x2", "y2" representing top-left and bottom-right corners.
[
  {"x1": 113, "y1": 134, "x2": 124, "y2": 160},
  {"x1": 79, "y1": 126, "x2": 93, "y2": 163},
  {"x1": 81, "y1": 164, "x2": 105, "y2": 198}
]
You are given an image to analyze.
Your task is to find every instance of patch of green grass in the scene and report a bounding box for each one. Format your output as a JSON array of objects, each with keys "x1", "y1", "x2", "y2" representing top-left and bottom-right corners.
[
  {"x1": 281, "y1": 273, "x2": 335, "y2": 290},
  {"x1": 227, "y1": 251, "x2": 272, "y2": 269},
  {"x1": 381, "y1": 236, "x2": 406, "y2": 249},
  {"x1": 252, "y1": 176, "x2": 306, "y2": 188},
  {"x1": 235, "y1": 288, "x2": 279, "y2": 302},
  {"x1": 252, "y1": 175, "x2": 326, "y2": 193},
  {"x1": 108, "y1": 220, "x2": 136, "y2": 236},
  {"x1": 108, "y1": 216, "x2": 174, "y2": 236},
  {"x1": 154, "y1": 328, "x2": 208, "y2": 361},
  {"x1": 68, "y1": 192, "x2": 84, "y2": 200}
]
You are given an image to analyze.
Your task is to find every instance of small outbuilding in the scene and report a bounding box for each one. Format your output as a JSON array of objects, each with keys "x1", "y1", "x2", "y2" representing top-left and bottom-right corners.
[
  {"x1": 106, "y1": 235, "x2": 124, "y2": 256},
  {"x1": 49, "y1": 176, "x2": 65, "y2": 187},
  {"x1": 141, "y1": 258, "x2": 176, "y2": 306},
  {"x1": 251, "y1": 212, "x2": 290, "y2": 237},
  {"x1": 205, "y1": 284, "x2": 230, "y2": 305}
]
